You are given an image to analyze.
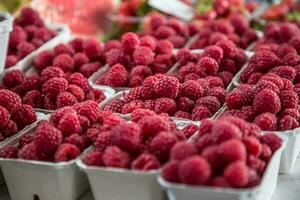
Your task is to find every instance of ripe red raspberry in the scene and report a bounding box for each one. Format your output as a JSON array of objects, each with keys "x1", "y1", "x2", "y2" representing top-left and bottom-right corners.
[
  {"x1": 34, "y1": 121, "x2": 63, "y2": 155},
  {"x1": 57, "y1": 112, "x2": 80, "y2": 137},
  {"x1": 103, "y1": 146, "x2": 131, "y2": 168},
  {"x1": 154, "y1": 98, "x2": 177, "y2": 115},
  {"x1": 278, "y1": 115, "x2": 299, "y2": 131},
  {"x1": 280, "y1": 108, "x2": 300, "y2": 120},
  {"x1": 73, "y1": 100, "x2": 101, "y2": 123},
  {"x1": 224, "y1": 161, "x2": 249, "y2": 188},
  {"x1": 54, "y1": 143, "x2": 81, "y2": 162},
  {"x1": 170, "y1": 142, "x2": 198, "y2": 161},
  {"x1": 105, "y1": 64, "x2": 129, "y2": 87},
  {"x1": 84, "y1": 150, "x2": 104, "y2": 166},
  {"x1": 5, "y1": 55, "x2": 18, "y2": 68},
  {"x1": 212, "y1": 120, "x2": 243, "y2": 143},
  {"x1": 17, "y1": 42, "x2": 35, "y2": 58},
  {"x1": 226, "y1": 88, "x2": 252, "y2": 109},
  {"x1": 78, "y1": 115, "x2": 90, "y2": 132},
  {"x1": 179, "y1": 124, "x2": 198, "y2": 138},
  {"x1": 79, "y1": 62, "x2": 101, "y2": 78},
  {"x1": 130, "y1": 65, "x2": 153, "y2": 78},
  {"x1": 31, "y1": 38, "x2": 44, "y2": 48},
  {"x1": 66, "y1": 84, "x2": 85, "y2": 102},
  {"x1": 124, "y1": 87, "x2": 143, "y2": 103},
  {"x1": 95, "y1": 130, "x2": 112, "y2": 152},
  {"x1": 43, "y1": 94, "x2": 56, "y2": 110},
  {"x1": 254, "y1": 112, "x2": 277, "y2": 131},
  {"x1": 218, "y1": 139, "x2": 246, "y2": 164},
  {"x1": 216, "y1": 40, "x2": 236, "y2": 58},
  {"x1": 14, "y1": 74, "x2": 42, "y2": 96},
  {"x1": 40, "y1": 66, "x2": 65, "y2": 82},
  {"x1": 131, "y1": 109, "x2": 155, "y2": 122},
  {"x1": 192, "y1": 106, "x2": 212, "y2": 121},
  {"x1": 0, "y1": 89, "x2": 22, "y2": 113},
  {"x1": 17, "y1": 7, "x2": 43, "y2": 26},
  {"x1": 271, "y1": 65, "x2": 296, "y2": 81},
  {"x1": 1, "y1": 120, "x2": 18, "y2": 138},
  {"x1": 83, "y1": 38, "x2": 102, "y2": 59},
  {"x1": 105, "y1": 48, "x2": 128, "y2": 67},
  {"x1": 153, "y1": 76, "x2": 179, "y2": 99},
  {"x1": 155, "y1": 25, "x2": 176, "y2": 39},
  {"x1": 73, "y1": 53, "x2": 89, "y2": 69},
  {"x1": 121, "y1": 32, "x2": 140, "y2": 54},
  {"x1": 56, "y1": 92, "x2": 78, "y2": 108},
  {"x1": 243, "y1": 136, "x2": 262, "y2": 157},
  {"x1": 260, "y1": 133, "x2": 282, "y2": 152},
  {"x1": 253, "y1": 89, "x2": 281, "y2": 114},
  {"x1": 68, "y1": 73, "x2": 90, "y2": 93},
  {"x1": 174, "y1": 111, "x2": 191, "y2": 119},
  {"x1": 0, "y1": 106, "x2": 9, "y2": 129},
  {"x1": 247, "y1": 72, "x2": 263, "y2": 84},
  {"x1": 0, "y1": 146, "x2": 18, "y2": 158},
  {"x1": 8, "y1": 26, "x2": 27, "y2": 48},
  {"x1": 178, "y1": 155, "x2": 211, "y2": 185},
  {"x1": 104, "y1": 99, "x2": 125, "y2": 113},
  {"x1": 34, "y1": 27, "x2": 56, "y2": 42},
  {"x1": 42, "y1": 77, "x2": 68, "y2": 96},
  {"x1": 18, "y1": 134, "x2": 34, "y2": 149},
  {"x1": 260, "y1": 144, "x2": 272, "y2": 162},
  {"x1": 247, "y1": 155, "x2": 266, "y2": 175},
  {"x1": 34, "y1": 51, "x2": 54, "y2": 70},
  {"x1": 85, "y1": 127, "x2": 101, "y2": 144},
  {"x1": 111, "y1": 122, "x2": 141, "y2": 153},
  {"x1": 255, "y1": 80, "x2": 280, "y2": 94},
  {"x1": 103, "y1": 39, "x2": 120, "y2": 52},
  {"x1": 176, "y1": 97, "x2": 194, "y2": 112},
  {"x1": 196, "y1": 96, "x2": 221, "y2": 113},
  {"x1": 197, "y1": 57, "x2": 219, "y2": 75},
  {"x1": 203, "y1": 45, "x2": 224, "y2": 62},
  {"x1": 218, "y1": 71, "x2": 233, "y2": 87},
  {"x1": 2, "y1": 70, "x2": 25, "y2": 88},
  {"x1": 144, "y1": 99, "x2": 156, "y2": 110},
  {"x1": 54, "y1": 43, "x2": 75, "y2": 56},
  {"x1": 155, "y1": 40, "x2": 173, "y2": 55},
  {"x1": 198, "y1": 119, "x2": 213, "y2": 136},
  {"x1": 221, "y1": 109, "x2": 246, "y2": 120},
  {"x1": 53, "y1": 53, "x2": 75, "y2": 72},
  {"x1": 131, "y1": 153, "x2": 160, "y2": 171},
  {"x1": 11, "y1": 104, "x2": 36, "y2": 130},
  {"x1": 176, "y1": 48, "x2": 197, "y2": 65},
  {"x1": 249, "y1": 50, "x2": 280, "y2": 73},
  {"x1": 68, "y1": 38, "x2": 83, "y2": 52},
  {"x1": 49, "y1": 106, "x2": 76, "y2": 125},
  {"x1": 18, "y1": 142, "x2": 39, "y2": 160},
  {"x1": 162, "y1": 160, "x2": 180, "y2": 182},
  {"x1": 140, "y1": 35, "x2": 157, "y2": 51},
  {"x1": 279, "y1": 23, "x2": 300, "y2": 42},
  {"x1": 133, "y1": 46, "x2": 154, "y2": 65},
  {"x1": 282, "y1": 78, "x2": 294, "y2": 90},
  {"x1": 207, "y1": 87, "x2": 226, "y2": 104},
  {"x1": 280, "y1": 90, "x2": 298, "y2": 109},
  {"x1": 277, "y1": 44, "x2": 297, "y2": 58},
  {"x1": 181, "y1": 80, "x2": 204, "y2": 100},
  {"x1": 209, "y1": 32, "x2": 228, "y2": 45}
]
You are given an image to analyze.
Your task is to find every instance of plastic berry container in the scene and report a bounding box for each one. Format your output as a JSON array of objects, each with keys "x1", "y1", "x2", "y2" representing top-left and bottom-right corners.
[
  {"x1": 158, "y1": 134, "x2": 287, "y2": 200},
  {"x1": 0, "y1": 12, "x2": 13, "y2": 74},
  {"x1": 0, "y1": 119, "x2": 89, "y2": 200}
]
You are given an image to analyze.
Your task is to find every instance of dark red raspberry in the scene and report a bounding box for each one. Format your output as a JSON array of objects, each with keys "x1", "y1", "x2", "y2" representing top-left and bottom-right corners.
[
  {"x1": 218, "y1": 139, "x2": 246, "y2": 164},
  {"x1": 282, "y1": 78, "x2": 294, "y2": 90},
  {"x1": 40, "y1": 66, "x2": 65, "y2": 82},
  {"x1": 207, "y1": 87, "x2": 226, "y2": 104},
  {"x1": 279, "y1": 90, "x2": 298, "y2": 109},
  {"x1": 78, "y1": 115, "x2": 90, "y2": 132},
  {"x1": 170, "y1": 142, "x2": 198, "y2": 161},
  {"x1": 279, "y1": 23, "x2": 300, "y2": 43},
  {"x1": 94, "y1": 130, "x2": 112, "y2": 151},
  {"x1": 154, "y1": 76, "x2": 179, "y2": 99},
  {"x1": 140, "y1": 35, "x2": 157, "y2": 51},
  {"x1": 56, "y1": 92, "x2": 78, "y2": 108},
  {"x1": 34, "y1": 51, "x2": 53, "y2": 70},
  {"x1": 280, "y1": 108, "x2": 300, "y2": 120},
  {"x1": 179, "y1": 124, "x2": 198, "y2": 138},
  {"x1": 105, "y1": 48, "x2": 128, "y2": 67},
  {"x1": 43, "y1": 94, "x2": 56, "y2": 110},
  {"x1": 2, "y1": 70, "x2": 25, "y2": 88},
  {"x1": 212, "y1": 120, "x2": 242, "y2": 143},
  {"x1": 105, "y1": 64, "x2": 129, "y2": 87},
  {"x1": 73, "y1": 100, "x2": 101, "y2": 123},
  {"x1": 83, "y1": 38, "x2": 102, "y2": 59},
  {"x1": 34, "y1": 121, "x2": 63, "y2": 155},
  {"x1": 0, "y1": 146, "x2": 18, "y2": 158},
  {"x1": 84, "y1": 150, "x2": 104, "y2": 166},
  {"x1": 249, "y1": 50, "x2": 280, "y2": 73},
  {"x1": 133, "y1": 46, "x2": 154, "y2": 65},
  {"x1": 155, "y1": 40, "x2": 173, "y2": 55},
  {"x1": 18, "y1": 142, "x2": 39, "y2": 160},
  {"x1": 73, "y1": 53, "x2": 89, "y2": 69},
  {"x1": 260, "y1": 144, "x2": 272, "y2": 162},
  {"x1": 124, "y1": 87, "x2": 143, "y2": 103},
  {"x1": 103, "y1": 146, "x2": 131, "y2": 168},
  {"x1": 241, "y1": 106, "x2": 256, "y2": 122},
  {"x1": 11, "y1": 104, "x2": 36, "y2": 130},
  {"x1": 53, "y1": 53, "x2": 75, "y2": 72},
  {"x1": 58, "y1": 112, "x2": 80, "y2": 137},
  {"x1": 176, "y1": 97, "x2": 194, "y2": 112},
  {"x1": 14, "y1": 74, "x2": 42, "y2": 96},
  {"x1": 0, "y1": 89, "x2": 22, "y2": 113},
  {"x1": 260, "y1": 133, "x2": 282, "y2": 152},
  {"x1": 17, "y1": 42, "x2": 35, "y2": 58},
  {"x1": 203, "y1": 45, "x2": 224, "y2": 62},
  {"x1": 103, "y1": 39, "x2": 120, "y2": 52},
  {"x1": 42, "y1": 77, "x2": 68, "y2": 96},
  {"x1": 247, "y1": 155, "x2": 266, "y2": 175},
  {"x1": 122, "y1": 100, "x2": 144, "y2": 114},
  {"x1": 131, "y1": 153, "x2": 160, "y2": 171},
  {"x1": 68, "y1": 38, "x2": 83, "y2": 52},
  {"x1": 5, "y1": 55, "x2": 18, "y2": 68},
  {"x1": 131, "y1": 109, "x2": 155, "y2": 122},
  {"x1": 0, "y1": 106, "x2": 9, "y2": 129},
  {"x1": 253, "y1": 89, "x2": 281, "y2": 114},
  {"x1": 8, "y1": 26, "x2": 27, "y2": 48},
  {"x1": 49, "y1": 106, "x2": 76, "y2": 125},
  {"x1": 198, "y1": 119, "x2": 213, "y2": 136},
  {"x1": 54, "y1": 143, "x2": 81, "y2": 162},
  {"x1": 196, "y1": 96, "x2": 221, "y2": 113},
  {"x1": 154, "y1": 98, "x2": 177, "y2": 115},
  {"x1": 174, "y1": 111, "x2": 191, "y2": 119},
  {"x1": 255, "y1": 80, "x2": 280, "y2": 94},
  {"x1": 243, "y1": 136, "x2": 262, "y2": 157},
  {"x1": 224, "y1": 161, "x2": 249, "y2": 188},
  {"x1": 192, "y1": 106, "x2": 212, "y2": 121},
  {"x1": 54, "y1": 43, "x2": 75, "y2": 56},
  {"x1": 79, "y1": 62, "x2": 101, "y2": 78},
  {"x1": 226, "y1": 89, "x2": 249, "y2": 109},
  {"x1": 66, "y1": 84, "x2": 85, "y2": 102},
  {"x1": 247, "y1": 72, "x2": 263, "y2": 85},
  {"x1": 271, "y1": 65, "x2": 296, "y2": 81},
  {"x1": 121, "y1": 32, "x2": 140, "y2": 54},
  {"x1": 216, "y1": 40, "x2": 236, "y2": 58},
  {"x1": 197, "y1": 57, "x2": 219, "y2": 75},
  {"x1": 68, "y1": 73, "x2": 90, "y2": 93},
  {"x1": 182, "y1": 80, "x2": 204, "y2": 100},
  {"x1": 218, "y1": 71, "x2": 233, "y2": 87},
  {"x1": 278, "y1": 115, "x2": 299, "y2": 131},
  {"x1": 178, "y1": 155, "x2": 211, "y2": 185},
  {"x1": 18, "y1": 134, "x2": 34, "y2": 149},
  {"x1": 162, "y1": 160, "x2": 180, "y2": 183},
  {"x1": 254, "y1": 112, "x2": 277, "y2": 131},
  {"x1": 104, "y1": 99, "x2": 125, "y2": 113},
  {"x1": 1, "y1": 120, "x2": 18, "y2": 138}
]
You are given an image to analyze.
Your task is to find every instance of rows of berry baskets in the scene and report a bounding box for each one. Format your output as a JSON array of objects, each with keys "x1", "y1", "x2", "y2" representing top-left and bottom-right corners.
[{"x1": 0, "y1": 6, "x2": 298, "y2": 200}]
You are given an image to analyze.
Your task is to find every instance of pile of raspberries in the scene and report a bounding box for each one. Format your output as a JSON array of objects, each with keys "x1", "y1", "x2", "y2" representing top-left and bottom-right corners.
[
  {"x1": 241, "y1": 23, "x2": 300, "y2": 84},
  {"x1": 1, "y1": 69, "x2": 106, "y2": 110},
  {"x1": 189, "y1": 13, "x2": 258, "y2": 50},
  {"x1": 94, "y1": 32, "x2": 176, "y2": 87},
  {"x1": 5, "y1": 7, "x2": 57, "y2": 68},
  {"x1": 140, "y1": 13, "x2": 197, "y2": 48},
  {"x1": 0, "y1": 89, "x2": 37, "y2": 141},
  {"x1": 83, "y1": 110, "x2": 199, "y2": 170},
  {"x1": 104, "y1": 73, "x2": 226, "y2": 120},
  {"x1": 161, "y1": 116, "x2": 282, "y2": 188},
  {"x1": 0, "y1": 101, "x2": 109, "y2": 162},
  {"x1": 175, "y1": 44, "x2": 247, "y2": 87},
  {"x1": 223, "y1": 73, "x2": 299, "y2": 131},
  {"x1": 33, "y1": 37, "x2": 106, "y2": 78}
]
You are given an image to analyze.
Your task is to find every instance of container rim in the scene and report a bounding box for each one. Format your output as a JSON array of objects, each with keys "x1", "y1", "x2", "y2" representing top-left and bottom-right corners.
[{"x1": 0, "y1": 12, "x2": 13, "y2": 33}]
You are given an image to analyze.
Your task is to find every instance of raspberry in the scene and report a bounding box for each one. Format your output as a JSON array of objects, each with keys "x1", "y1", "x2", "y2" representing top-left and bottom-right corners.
[
  {"x1": 253, "y1": 112, "x2": 277, "y2": 131},
  {"x1": 271, "y1": 66, "x2": 296, "y2": 81},
  {"x1": 3, "y1": 70, "x2": 25, "y2": 88},
  {"x1": 49, "y1": 106, "x2": 76, "y2": 125},
  {"x1": 196, "y1": 96, "x2": 221, "y2": 113},
  {"x1": 207, "y1": 87, "x2": 226, "y2": 104},
  {"x1": 246, "y1": 72, "x2": 263, "y2": 85},
  {"x1": 66, "y1": 85, "x2": 85, "y2": 102},
  {"x1": 14, "y1": 74, "x2": 42, "y2": 96},
  {"x1": 131, "y1": 153, "x2": 160, "y2": 171},
  {"x1": 133, "y1": 46, "x2": 154, "y2": 65},
  {"x1": 79, "y1": 62, "x2": 101, "y2": 78},
  {"x1": 226, "y1": 89, "x2": 251, "y2": 109},
  {"x1": 181, "y1": 80, "x2": 204, "y2": 100},
  {"x1": 218, "y1": 139, "x2": 246, "y2": 164},
  {"x1": 121, "y1": 32, "x2": 140, "y2": 54},
  {"x1": 279, "y1": 23, "x2": 300, "y2": 42},
  {"x1": 11, "y1": 104, "x2": 36, "y2": 130},
  {"x1": 18, "y1": 134, "x2": 34, "y2": 149},
  {"x1": 155, "y1": 25, "x2": 176, "y2": 39},
  {"x1": 18, "y1": 142, "x2": 39, "y2": 160},
  {"x1": 0, "y1": 146, "x2": 18, "y2": 158},
  {"x1": 192, "y1": 106, "x2": 212, "y2": 121},
  {"x1": 16, "y1": 42, "x2": 35, "y2": 58},
  {"x1": 124, "y1": 87, "x2": 143, "y2": 103},
  {"x1": 57, "y1": 112, "x2": 80, "y2": 137},
  {"x1": 216, "y1": 40, "x2": 236, "y2": 58},
  {"x1": 130, "y1": 65, "x2": 153, "y2": 78},
  {"x1": 40, "y1": 66, "x2": 65, "y2": 82},
  {"x1": 277, "y1": 44, "x2": 297, "y2": 58},
  {"x1": 209, "y1": 32, "x2": 228, "y2": 45},
  {"x1": 43, "y1": 94, "x2": 56, "y2": 110},
  {"x1": 282, "y1": 53, "x2": 300, "y2": 67},
  {"x1": 140, "y1": 35, "x2": 157, "y2": 51},
  {"x1": 83, "y1": 38, "x2": 102, "y2": 59},
  {"x1": 1, "y1": 120, "x2": 18, "y2": 138},
  {"x1": 153, "y1": 76, "x2": 179, "y2": 99},
  {"x1": 103, "y1": 39, "x2": 120, "y2": 52},
  {"x1": 260, "y1": 144, "x2": 272, "y2": 162},
  {"x1": 0, "y1": 106, "x2": 9, "y2": 129},
  {"x1": 255, "y1": 80, "x2": 280, "y2": 94},
  {"x1": 54, "y1": 43, "x2": 75, "y2": 56},
  {"x1": 85, "y1": 127, "x2": 101, "y2": 144},
  {"x1": 31, "y1": 38, "x2": 44, "y2": 48},
  {"x1": 155, "y1": 40, "x2": 173, "y2": 55},
  {"x1": 178, "y1": 156, "x2": 211, "y2": 185},
  {"x1": 212, "y1": 120, "x2": 243, "y2": 143},
  {"x1": 179, "y1": 124, "x2": 198, "y2": 138},
  {"x1": 53, "y1": 53, "x2": 75, "y2": 72},
  {"x1": 278, "y1": 115, "x2": 299, "y2": 131},
  {"x1": 17, "y1": 7, "x2": 42, "y2": 26},
  {"x1": 221, "y1": 109, "x2": 246, "y2": 120},
  {"x1": 73, "y1": 100, "x2": 101, "y2": 123},
  {"x1": 174, "y1": 111, "x2": 191, "y2": 119},
  {"x1": 154, "y1": 98, "x2": 177, "y2": 115},
  {"x1": 34, "y1": 121, "x2": 63, "y2": 155},
  {"x1": 105, "y1": 48, "x2": 128, "y2": 67},
  {"x1": 280, "y1": 108, "x2": 300, "y2": 120},
  {"x1": 282, "y1": 78, "x2": 294, "y2": 90},
  {"x1": 168, "y1": 35, "x2": 186, "y2": 48},
  {"x1": 104, "y1": 99, "x2": 125, "y2": 113},
  {"x1": 170, "y1": 142, "x2": 198, "y2": 161},
  {"x1": 34, "y1": 51, "x2": 53, "y2": 70},
  {"x1": 105, "y1": 64, "x2": 129, "y2": 87},
  {"x1": 198, "y1": 119, "x2": 213, "y2": 136},
  {"x1": 68, "y1": 38, "x2": 83, "y2": 52},
  {"x1": 250, "y1": 50, "x2": 280, "y2": 72},
  {"x1": 78, "y1": 115, "x2": 90, "y2": 132},
  {"x1": 5, "y1": 55, "x2": 18, "y2": 68},
  {"x1": 176, "y1": 48, "x2": 196, "y2": 65},
  {"x1": 260, "y1": 133, "x2": 282, "y2": 152},
  {"x1": 42, "y1": 77, "x2": 68, "y2": 96},
  {"x1": 197, "y1": 57, "x2": 219, "y2": 75},
  {"x1": 176, "y1": 97, "x2": 194, "y2": 112},
  {"x1": 103, "y1": 146, "x2": 131, "y2": 168},
  {"x1": 68, "y1": 73, "x2": 90, "y2": 93},
  {"x1": 55, "y1": 92, "x2": 78, "y2": 108},
  {"x1": 280, "y1": 90, "x2": 298, "y2": 109},
  {"x1": 54, "y1": 143, "x2": 81, "y2": 162},
  {"x1": 203, "y1": 45, "x2": 224, "y2": 62},
  {"x1": 73, "y1": 53, "x2": 89, "y2": 69},
  {"x1": 0, "y1": 89, "x2": 22, "y2": 113},
  {"x1": 84, "y1": 150, "x2": 104, "y2": 166},
  {"x1": 243, "y1": 136, "x2": 262, "y2": 157},
  {"x1": 253, "y1": 89, "x2": 281, "y2": 114},
  {"x1": 162, "y1": 160, "x2": 180, "y2": 182},
  {"x1": 247, "y1": 155, "x2": 266, "y2": 175},
  {"x1": 131, "y1": 109, "x2": 155, "y2": 123},
  {"x1": 94, "y1": 130, "x2": 112, "y2": 152},
  {"x1": 218, "y1": 71, "x2": 233, "y2": 87},
  {"x1": 8, "y1": 26, "x2": 27, "y2": 48},
  {"x1": 224, "y1": 161, "x2": 249, "y2": 188},
  {"x1": 144, "y1": 99, "x2": 156, "y2": 110}
]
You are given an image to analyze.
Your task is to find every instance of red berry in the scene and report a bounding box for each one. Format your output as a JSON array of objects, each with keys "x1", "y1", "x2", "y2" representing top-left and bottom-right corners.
[
  {"x1": 197, "y1": 57, "x2": 219, "y2": 75},
  {"x1": 11, "y1": 104, "x2": 36, "y2": 130},
  {"x1": 192, "y1": 106, "x2": 212, "y2": 121},
  {"x1": 278, "y1": 115, "x2": 299, "y2": 131},
  {"x1": 103, "y1": 146, "x2": 131, "y2": 168},
  {"x1": 41, "y1": 66, "x2": 65, "y2": 82},
  {"x1": 54, "y1": 143, "x2": 81, "y2": 162},
  {"x1": 182, "y1": 80, "x2": 204, "y2": 100},
  {"x1": 131, "y1": 153, "x2": 160, "y2": 171},
  {"x1": 73, "y1": 100, "x2": 101, "y2": 123},
  {"x1": 170, "y1": 142, "x2": 198, "y2": 161},
  {"x1": 254, "y1": 112, "x2": 277, "y2": 131},
  {"x1": 162, "y1": 160, "x2": 180, "y2": 183},
  {"x1": 18, "y1": 142, "x2": 39, "y2": 160},
  {"x1": 196, "y1": 96, "x2": 221, "y2": 113},
  {"x1": 154, "y1": 98, "x2": 177, "y2": 115},
  {"x1": 253, "y1": 89, "x2": 281, "y2": 114},
  {"x1": 18, "y1": 134, "x2": 34, "y2": 149},
  {"x1": 42, "y1": 77, "x2": 68, "y2": 96},
  {"x1": 224, "y1": 161, "x2": 249, "y2": 188},
  {"x1": 83, "y1": 38, "x2": 102, "y2": 59},
  {"x1": 212, "y1": 121, "x2": 242, "y2": 143},
  {"x1": 84, "y1": 150, "x2": 104, "y2": 166},
  {"x1": 260, "y1": 133, "x2": 282, "y2": 152},
  {"x1": 0, "y1": 105, "x2": 9, "y2": 129},
  {"x1": 58, "y1": 112, "x2": 81, "y2": 137},
  {"x1": 243, "y1": 136, "x2": 262, "y2": 157},
  {"x1": 53, "y1": 53, "x2": 75, "y2": 72},
  {"x1": 154, "y1": 76, "x2": 179, "y2": 99},
  {"x1": 0, "y1": 146, "x2": 18, "y2": 158},
  {"x1": 3, "y1": 70, "x2": 25, "y2": 88},
  {"x1": 0, "y1": 89, "x2": 22, "y2": 114},
  {"x1": 49, "y1": 106, "x2": 76, "y2": 125}
]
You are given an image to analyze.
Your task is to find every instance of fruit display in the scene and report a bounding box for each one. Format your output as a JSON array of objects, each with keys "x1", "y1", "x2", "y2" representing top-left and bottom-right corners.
[
  {"x1": 161, "y1": 116, "x2": 282, "y2": 188},
  {"x1": 5, "y1": 7, "x2": 57, "y2": 68}
]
